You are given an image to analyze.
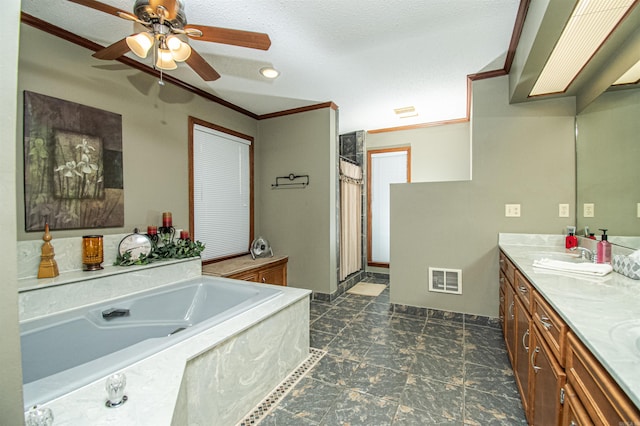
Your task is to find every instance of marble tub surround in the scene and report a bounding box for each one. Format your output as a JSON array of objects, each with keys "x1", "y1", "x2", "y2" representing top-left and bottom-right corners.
[
  {"x1": 18, "y1": 258, "x2": 201, "y2": 321},
  {"x1": 499, "y1": 233, "x2": 640, "y2": 409},
  {"x1": 26, "y1": 279, "x2": 311, "y2": 426}
]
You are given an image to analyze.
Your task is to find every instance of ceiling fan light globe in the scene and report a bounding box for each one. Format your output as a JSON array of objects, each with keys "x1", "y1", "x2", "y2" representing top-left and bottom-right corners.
[
  {"x1": 167, "y1": 37, "x2": 191, "y2": 62},
  {"x1": 156, "y1": 49, "x2": 177, "y2": 70},
  {"x1": 126, "y1": 32, "x2": 154, "y2": 58}
]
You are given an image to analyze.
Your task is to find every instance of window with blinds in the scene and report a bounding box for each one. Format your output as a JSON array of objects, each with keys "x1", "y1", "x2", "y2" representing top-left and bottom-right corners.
[{"x1": 192, "y1": 123, "x2": 252, "y2": 261}]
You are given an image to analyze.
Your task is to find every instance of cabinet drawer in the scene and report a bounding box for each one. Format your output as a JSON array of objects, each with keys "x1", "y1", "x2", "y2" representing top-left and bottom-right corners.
[
  {"x1": 532, "y1": 292, "x2": 568, "y2": 367},
  {"x1": 514, "y1": 269, "x2": 533, "y2": 315},
  {"x1": 499, "y1": 250, "x2": 515, "y2": 285},
  {"x1": 566, "y1": 332, "x2": 640, "y2": 425}
]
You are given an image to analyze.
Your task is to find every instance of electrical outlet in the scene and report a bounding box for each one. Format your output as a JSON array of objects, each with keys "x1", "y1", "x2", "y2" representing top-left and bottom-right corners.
[
  {"x1": 505, "y1": 204, "x2": 521, "y2": 217},
  {"x1": 559, "y1": 204, "x2": 569, "y2": 218},
  {"x1": 583, "y1": 203, "x2": 595, "y2": 218}
]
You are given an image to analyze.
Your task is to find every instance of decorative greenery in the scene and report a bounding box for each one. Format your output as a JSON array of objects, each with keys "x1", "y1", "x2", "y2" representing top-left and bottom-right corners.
[{"x1": 114, "y1": 239, "x2": 205, "y2": 266}]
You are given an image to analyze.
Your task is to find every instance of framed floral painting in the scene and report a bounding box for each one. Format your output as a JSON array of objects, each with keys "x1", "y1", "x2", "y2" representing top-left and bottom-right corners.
[{"x1": 23, "y1": 91, "x2": 124, "y2": 231}]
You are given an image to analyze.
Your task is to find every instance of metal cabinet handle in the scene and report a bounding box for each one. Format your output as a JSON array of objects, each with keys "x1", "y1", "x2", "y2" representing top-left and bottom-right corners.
[
  {"x1": 518, "y1": 285, "x2": 528, "y2": 294},
  {"x1": 508, "y1": 301, "x2": 514, "y2": 319},
  {"x1": 570, "y1": 421, "x2": 577, "y2": 426},
  {"x1": 500, "y1": 259, "x2": 505, "y2": 266},
  {"x1": 522, "y1": 329, "x2": 530, "y2": 352},
  {"x1": 500, "y1": 277, "x2": 505, "y2": 284},
  {"x1": 261, "y1": 277, "x2": 266, "y2": 283},
  {"x1": 531, "y1": 346, "x2": 541, "y2": 373},
  {"x1": 539, "y1": 315, "x2": 552, "y2": 330},
  {"x1": 500, "y1": 295, "x2": 505, "y2": 303}
]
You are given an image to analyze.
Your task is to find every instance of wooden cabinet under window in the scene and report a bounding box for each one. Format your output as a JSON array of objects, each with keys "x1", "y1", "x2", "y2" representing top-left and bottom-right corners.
[{"x1": 202, "y1": 255, "x2": 288, "y2": 286}]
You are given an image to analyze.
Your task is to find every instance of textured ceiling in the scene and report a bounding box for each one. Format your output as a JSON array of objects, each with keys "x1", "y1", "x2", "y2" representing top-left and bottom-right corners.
[{"x1": 20, "y1": 0, "x2": 521, "y2": 133}]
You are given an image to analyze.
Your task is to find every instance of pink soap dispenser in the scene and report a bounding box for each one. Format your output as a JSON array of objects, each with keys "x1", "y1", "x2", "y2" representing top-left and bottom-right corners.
[
  {"x1": 596, "y1": 228, "x2": 611, "y2": 264},
  {"x1": 565, "y1": 226, "x2": 577, "y2": 249}
]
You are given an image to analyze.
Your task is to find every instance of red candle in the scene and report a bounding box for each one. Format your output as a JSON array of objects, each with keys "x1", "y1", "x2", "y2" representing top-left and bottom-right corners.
[
  {"x1": 180, "y1": 230, "x2": 189, "y2": 240},
  {"x1": 162, "y1": 212, "x2": 172, "y2": 227},
  {"x1": 147, "y1": 226, "x2": 157, "y2": 236}
]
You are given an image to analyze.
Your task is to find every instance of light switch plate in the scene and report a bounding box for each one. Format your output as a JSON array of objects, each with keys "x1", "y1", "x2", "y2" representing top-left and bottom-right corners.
[
  {"x1": 583, "y1": 203, "x2": 595, "y2": 218},
  {"x1": 637, "y1": 203, "x2": 640, "y2": 218},
  {"x1": 559, "y1": 204, "x2": 569, "y2": 218},
  {"x1": 505, "y1": 204, "x2": 521, "y2": 217}
]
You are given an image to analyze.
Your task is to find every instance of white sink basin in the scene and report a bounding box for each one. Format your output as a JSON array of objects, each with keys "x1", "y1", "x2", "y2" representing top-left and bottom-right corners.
[
  {"x1": 526, "y1": 251, "x2": 589, "y2": 263},
  {"x1": 609, "y1": 320, "x2": 640, "y2": 358}
]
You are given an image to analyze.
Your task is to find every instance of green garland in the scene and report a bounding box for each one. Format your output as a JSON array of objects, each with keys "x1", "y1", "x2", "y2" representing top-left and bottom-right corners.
[{"x1": 114, "y1": 239, "x2": 206, "y2": 266}]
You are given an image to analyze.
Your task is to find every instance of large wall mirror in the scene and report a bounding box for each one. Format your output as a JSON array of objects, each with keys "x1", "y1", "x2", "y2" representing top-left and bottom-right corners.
[{"x1": 576, "y1": 86, "x2": 640, "y2": 249}]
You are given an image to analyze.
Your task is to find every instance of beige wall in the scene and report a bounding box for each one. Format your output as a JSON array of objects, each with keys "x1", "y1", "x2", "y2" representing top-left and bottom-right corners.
[
  {"x1": 16, "y1": 25, "x2": 257, "y2": 241},
  {"x1": 367, "y1": 121, "x2": 471, "y2": 183},
  {"x1": 1, "y1": 4, "x2": 25, "y2": 424},
  {"x1": 390, "y1": 75, "x2": 576, "y2": 317},
  {"x1": 256, "y1": 108, "x2": 338, "y2": 294}
]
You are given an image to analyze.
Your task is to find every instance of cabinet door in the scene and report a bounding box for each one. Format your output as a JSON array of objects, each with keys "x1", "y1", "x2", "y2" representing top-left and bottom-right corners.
[
  {"x1": 504, "y1": 283, "x2": 517, "y2": 365},
  {"x1": 561, "y1": 382, "x2": 594, "y2": 426},
  {"x1": 258, "y1": 263, "x2": 287, "y2": 286},
  {"x1": 514, "y1": 297, "x2": 531, "y2": 422},
  {"x1": 529, "y1": 326, "x2": 566, "y2": 426}
]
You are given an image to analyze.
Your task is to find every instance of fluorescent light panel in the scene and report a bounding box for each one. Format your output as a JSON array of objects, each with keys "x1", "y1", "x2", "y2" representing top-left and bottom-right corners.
[
  {"x1": 613, "y1": 59, "x2": 640, "y2": 84},
  {"x1": 530, "y1": 0, "x2": 636, "y2": 96}
]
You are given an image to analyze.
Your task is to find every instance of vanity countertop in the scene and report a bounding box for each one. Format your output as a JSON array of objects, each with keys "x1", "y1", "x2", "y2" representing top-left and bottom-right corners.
[{"x1": 499, "y1": 234, "x2": 640, "y2": 409}]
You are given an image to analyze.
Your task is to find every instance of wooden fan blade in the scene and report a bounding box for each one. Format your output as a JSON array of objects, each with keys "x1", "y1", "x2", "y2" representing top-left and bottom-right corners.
[
  {"x1": 67, "y1": 0, "x2": 131, "y2": 18},
  {"x1": 93, "y1": 38, "x2": 131, "y2": 60},
  {"x1": 185, "y1": 25, "x2": 271, "y2": 50},
  {"x1": 185, "y1": 49, "x2": 221, "y2": 81}
]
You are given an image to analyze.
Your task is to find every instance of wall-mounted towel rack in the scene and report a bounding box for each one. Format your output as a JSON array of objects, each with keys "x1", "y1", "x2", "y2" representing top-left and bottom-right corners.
[{"x1": 272, "y1": 173, "x2": 310, "y2": 189}]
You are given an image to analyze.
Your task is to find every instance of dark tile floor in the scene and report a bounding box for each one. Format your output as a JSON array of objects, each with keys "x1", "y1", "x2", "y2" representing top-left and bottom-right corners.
[{"x1": 261, "y1": 277, "x2": 527, "y2": 425}]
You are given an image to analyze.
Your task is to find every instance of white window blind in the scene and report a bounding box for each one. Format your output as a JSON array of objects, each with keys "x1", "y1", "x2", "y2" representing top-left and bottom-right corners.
[
  {"x1": 370, "y1": 151, "x2": 408, "y2": 264},
  {"x1": 193, "y1": 124, "x2": 250, "y2": 261}
]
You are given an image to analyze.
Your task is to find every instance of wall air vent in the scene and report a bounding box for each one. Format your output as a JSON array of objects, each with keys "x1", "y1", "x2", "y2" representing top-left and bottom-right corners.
[{"x1": 428, "y1": 267, "x2": 462, "y2": 295}]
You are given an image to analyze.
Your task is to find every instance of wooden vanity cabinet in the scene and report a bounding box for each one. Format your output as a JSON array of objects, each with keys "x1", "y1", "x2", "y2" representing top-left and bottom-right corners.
[
  {"x1": 227, "y1": 257, "x2": 288, "y2": 286},
  {"x1": 565, "y1": 332, "x2": 640, "y2": 425},
  {"x1": 203, "y1": 255, "x2": 288, "y2": 286},
  {"x1": 499, "y1": 249, "x2": 640, "y2": 426}
]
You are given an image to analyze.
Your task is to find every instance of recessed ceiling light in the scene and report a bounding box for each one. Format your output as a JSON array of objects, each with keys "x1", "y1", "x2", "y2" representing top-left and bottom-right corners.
[
  {"x1": 613, "y1": 59, "x2": 640, "y2": 85},
  {"x1": 260, "y1": 67, "x2": 280, "y2": 79},
  {"x1": 530, "y1": 0, "x2": 636, "y2": 96}
]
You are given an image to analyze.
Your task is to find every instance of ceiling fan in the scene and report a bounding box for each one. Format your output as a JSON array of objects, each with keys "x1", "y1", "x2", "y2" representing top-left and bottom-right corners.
[{"x1": 68, "y1": 0, "x2": 271, "y2": 81}]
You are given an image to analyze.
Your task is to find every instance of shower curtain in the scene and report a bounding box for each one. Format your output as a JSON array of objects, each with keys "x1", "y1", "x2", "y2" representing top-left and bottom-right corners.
[{"x1": 339, "y1": 159, "x2": 363, "y2": 281}]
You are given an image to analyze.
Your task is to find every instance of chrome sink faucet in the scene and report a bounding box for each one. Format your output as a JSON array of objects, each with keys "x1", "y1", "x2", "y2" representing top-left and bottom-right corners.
[{"x1": 571, "y1": 246, "x2": 596, "y2": 262}]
